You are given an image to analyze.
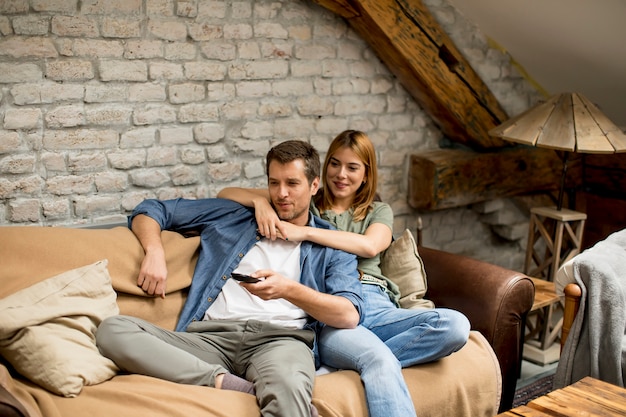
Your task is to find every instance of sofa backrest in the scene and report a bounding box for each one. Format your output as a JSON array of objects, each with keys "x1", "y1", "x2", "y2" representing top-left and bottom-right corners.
[{"x1": 0, "y1": 226, "x2": 200, "y2": 330}]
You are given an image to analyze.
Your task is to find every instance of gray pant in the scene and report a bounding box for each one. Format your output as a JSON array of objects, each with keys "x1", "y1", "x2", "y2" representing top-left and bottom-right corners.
[{"x1": 96, "y1": 315, "x2": 316, "y2": 417}]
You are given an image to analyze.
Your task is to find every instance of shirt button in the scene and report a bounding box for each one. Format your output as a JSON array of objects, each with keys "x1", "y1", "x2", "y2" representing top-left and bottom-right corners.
[
  {"x1": 238, "y1": 253, "x2": 244, "y2": 258},
  {"x1": 207, "y1": 297, "x2": 213, "y2": 302},
  {"x1": 222, "y1": 275, "x2": 227, "y2": 280}
]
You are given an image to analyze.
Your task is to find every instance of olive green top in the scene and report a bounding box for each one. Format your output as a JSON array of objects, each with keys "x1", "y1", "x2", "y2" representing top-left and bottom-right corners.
[{"x1": 311, "y1": 201, "x2": 401, "y2": 306}]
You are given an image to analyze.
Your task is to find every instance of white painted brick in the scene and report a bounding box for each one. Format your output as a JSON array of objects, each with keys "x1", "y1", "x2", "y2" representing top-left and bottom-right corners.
[
  {"x1": 184, "y1": 62, "x2": 226, "y2": 80},
  {"x1": 43, "y1": 129, "x2": 118, "y2": 150},
  {"x1": 176, "y1": 0, "x2": 197, "y2": 18},
  {"x1": 129, "y1": 83, "x2": 167, "y2": 102},
  {"x1": 3, "y1": 108, "x2": 42, "y2": 130},
  {"x1": 188, "y1": 22, "x2": 224, "y2": 41},
  {"x1": 95, "y1": 172, "x2": 128, "y2": 193},
  {"x1": 8, "y1": 199, "x2": 40, "y2": 222},
  {"x1": 232, "y1": 2, "x2": 252, "y2": 19},
  {"x1": 178, "y1": 103, "x2": 220, "y2": 122},
  {"x1": 274, "y1": 118, "x2": 315, "y2": 138},
  {"x1": 0, "y1": 154, "x2": 36, "y2": 174},
  {"x1": 194, "y1": 123, "x2": 224, "y2": 144},
  {"x1": 85, "y1": 84, "x2": 128, "y2": 103},
  {"x1": 133, "y1": 105, "x2": 177, "y2": 125},
  {"x1": 46, "y1": 59, "x2": 94, "y2": 80},
  {"x1": 290, "y1": 61, "x2": 321, "y2": 77},
  {"x1": 108, "y1": 150, "x2": 146, "y2": 169},
  {"x1": 232, "y1": 138, "x2": 270, "y2": 156},
  {"x1": 160, "y1": 126, "x2": 194, "y2": 145},
  {"x1": 296, "y1": 96, "x2": 333, "y2": 116},
  {"x1": 0, "y1": 16, "x2": 11, "y2": 36},
  {"x1": 41, "y1": 152, "x2": 67, "y2": 172},
  {"x1": 124, "y1": 40, "x2": 164, "y2": 59},
  {"x1": 207, "y1": 83, "x2": 236, "y2": 101},
  {"x1": 262, "y1": 41, "x2": 294, "y2": 59},
  {"x1": 101, "y1": 17, "x2": 142, "y2": 38},
  {"x1": 0, "y1": 37, "x2": 57, "y2": 59},
  {"x1": 235, "y1": 81, "x2": 272, "y2": 98},
  {"x1": 0, "y1": 0, "x2": 28, "y2": 14},
  {"x1": 170, "y1": 165, "x2": 198, "y2": 185},
  {"x1": 45, "y1": 105, "x2": 85, "y2": 128},
  {"x1": 164, "y1": 42, "x2": 197, "y2": 60},
  {"x1": 68, "y1": 152, "x2": 107, "y2": 173},
  {"x1": 121, "y1": 127, "x2": 157, "y2": 148},
  {"x1": 243, "y1": 159, "x2": 265, "y2": 179},
  {"x1": 73, "y1": 39, "x2": 125, "y2": 57},
  {"x1": 272, "y1": 80, "x2": 313, "y2": 97},
  {"x1": 42, "y1": 198, "x2": 71, "y2": 220},
  {"x1": 169, "y1": 83, "x2": 206, "y2": 104},
  {"x1": 206, "y1": 144, "x2": 229, "y2": 162},
  {"x1": 81, "y1": 0, "x2": 141, "y2": 15},
  {"x1": 146, "y1": 0, "x2": 174, "y2": 17},
  {"x1": 224, "y1": 23, "x2": 253, "y2": 40},
  {"x1": 0, "y1": 176, "x2": 43, "y2": 198},
  {"x1": 294, "y1": 44, "x2": 335, "y2": 60},
  {"x1": 51, "y1": 15, "x2": 99, "y2": 37},
  {"x1": 315, "y1": 117, "x2": 348, "y2": 134},
  {"x1": 100, "y1": 60, "x2": 148, "y2": 82},
  {"x1": 221, "y1": 100, "x2": 257, "y2": 120},
  {"x1": 12, "y1": 16, "x2": 49, "y2": 35},
  {"x1": 241, "y1": 121, "x2": 273, "y2": 139},
  {"x1": 199, "y1": 43, "x2": 237, "y2": 61},
  {"x1": 11, "y1": 83, "x2": 84, "y2": 105},
  {"x1": 147, "y1": 147, "x2": 177, "y2": 166},
  {"x1": 229, "y1": 61, "x2": 288, "y2": 80},
  {"x1": 150, "y1": 62, "x2": 185, "y2": 80},
  {"x1": 207, "y1": 161, "x2": 241, "y2": 181},
  {"x1": 288, "y1": 26, "x2": 312, "y2": 44},
  {"x1": 46, "y1": 174, "x2": 93, "y2": 195},
  {"x1": 238, "y1": 41, "x2": 261, "y2": 59},
  {"x1": 148, "y1": 19, "x2": 187, "y2": 41},
  {"x1": 180, "y1": 147, "x2": 206, "y2": 164},
  {"x1": 130, "y1": 168, "x2": 170, "y2": 187},
  {"x1": 73, "y1": 195, "x2": 121, "y2": 218},
  {"x1": 258, "y1": 100, "x2": 292, "y2": 118},
  {"x1": 198, "y1": 1, "x2": 226, "y2": 19}
]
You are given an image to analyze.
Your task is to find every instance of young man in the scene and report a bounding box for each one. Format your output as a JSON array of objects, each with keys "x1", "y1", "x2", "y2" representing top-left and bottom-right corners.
[{"x1": 96, "y1": 140, "x2": 364, "y2": 417}]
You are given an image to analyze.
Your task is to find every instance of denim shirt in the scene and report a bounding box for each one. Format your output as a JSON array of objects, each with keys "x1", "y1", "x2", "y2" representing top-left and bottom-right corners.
[{"x1": 129, "y1": 198, "x2": 364, "y2": 339}]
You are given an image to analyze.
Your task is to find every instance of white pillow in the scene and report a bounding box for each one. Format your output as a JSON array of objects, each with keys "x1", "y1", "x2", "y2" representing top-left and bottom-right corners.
[
  {"x1": 0, "y1": 260, "x2": 119, "y2": 397},
  {"x1": 381, "y1": 229, "x2": 434, "y2": 309}
]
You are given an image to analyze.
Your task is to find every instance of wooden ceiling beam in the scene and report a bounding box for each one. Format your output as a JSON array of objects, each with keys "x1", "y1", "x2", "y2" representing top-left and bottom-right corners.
[{"x1": 312, "y1": 0, "x2": 510, "y2": 150}]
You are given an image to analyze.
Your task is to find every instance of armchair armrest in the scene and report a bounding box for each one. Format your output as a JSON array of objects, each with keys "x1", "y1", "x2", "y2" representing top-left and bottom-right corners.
[
  {"x1": 418, "y1": 246, "x2": 534, "y2": 412},
  {"x1": 561, "y1": 283, "x2": 582, "y2": 351}
]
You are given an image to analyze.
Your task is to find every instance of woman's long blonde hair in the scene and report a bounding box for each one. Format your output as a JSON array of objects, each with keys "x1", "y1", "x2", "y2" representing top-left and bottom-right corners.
[{"x1": 314, "y1": 130, "x2": 378, "y2": 222}]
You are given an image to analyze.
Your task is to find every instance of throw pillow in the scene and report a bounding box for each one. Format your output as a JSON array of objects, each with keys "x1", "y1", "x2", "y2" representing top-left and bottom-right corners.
[
  {"x1": 0, "y1": 260, "x2": 119, "y2": 397},
  {"x1": 380, "y1": 229, "x2": 434, "y2": 309}
]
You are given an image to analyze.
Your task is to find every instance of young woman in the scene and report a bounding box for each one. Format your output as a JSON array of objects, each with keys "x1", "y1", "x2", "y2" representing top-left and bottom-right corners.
[{"x1": 218, "y1": 130, "x2": 470, "y2": 416}]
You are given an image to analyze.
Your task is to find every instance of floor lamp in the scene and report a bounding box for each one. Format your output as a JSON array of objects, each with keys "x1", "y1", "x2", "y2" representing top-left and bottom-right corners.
[{"x1": 489, "y1": 92, "x2": 626, "y2": 363}]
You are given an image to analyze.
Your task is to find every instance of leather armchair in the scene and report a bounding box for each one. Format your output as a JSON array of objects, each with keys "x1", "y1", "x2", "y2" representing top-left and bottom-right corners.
[{"x1": 419, "y1": 246, "x2": 535, "y2": 412}]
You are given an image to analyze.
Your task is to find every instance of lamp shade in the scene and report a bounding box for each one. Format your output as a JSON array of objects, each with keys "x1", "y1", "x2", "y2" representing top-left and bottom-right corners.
[{"x1": 489, "y1": 92, "x2": 626, "y2": 154}]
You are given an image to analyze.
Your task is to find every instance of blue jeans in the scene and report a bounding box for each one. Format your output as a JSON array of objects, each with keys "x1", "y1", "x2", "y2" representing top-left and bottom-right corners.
[{"x1": 319, "y1": 284, "x2": 471, "y2": 417}]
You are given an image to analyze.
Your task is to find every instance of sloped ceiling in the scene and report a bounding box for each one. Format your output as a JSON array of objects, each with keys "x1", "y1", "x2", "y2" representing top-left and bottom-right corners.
[{"x1": 449, "y1": 0, "x2": 626, "y2": 129}]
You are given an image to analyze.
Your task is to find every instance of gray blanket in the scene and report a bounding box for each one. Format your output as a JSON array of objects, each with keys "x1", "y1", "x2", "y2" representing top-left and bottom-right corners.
[{"x1": 553, "y1": 228, "x2": 626, "y2": 389}]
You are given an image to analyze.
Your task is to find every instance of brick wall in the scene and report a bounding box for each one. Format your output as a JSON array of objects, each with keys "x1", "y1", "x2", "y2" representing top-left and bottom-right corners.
[{"x1": 0, "y1": 0, "x2": 542, "y2": 270}]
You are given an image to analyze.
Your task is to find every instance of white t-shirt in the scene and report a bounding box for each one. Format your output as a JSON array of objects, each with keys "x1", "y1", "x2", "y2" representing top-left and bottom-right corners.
[{"x1": 203, "y1": 238, "x2": 307, "y2": 329}]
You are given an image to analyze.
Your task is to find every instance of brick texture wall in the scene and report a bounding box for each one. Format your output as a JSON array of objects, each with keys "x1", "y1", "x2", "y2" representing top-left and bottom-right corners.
[{"x1": 0, "y1": 0, "x2": 543, "y2": 269}]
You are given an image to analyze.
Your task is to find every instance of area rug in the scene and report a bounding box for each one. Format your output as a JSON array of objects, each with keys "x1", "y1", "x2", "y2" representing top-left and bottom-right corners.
[{"x1": 512, "y1": 371, "x2": 555, "y2": 408}]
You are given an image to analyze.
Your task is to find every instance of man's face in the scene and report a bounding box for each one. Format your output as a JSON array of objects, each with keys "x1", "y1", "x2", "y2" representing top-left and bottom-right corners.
[{"x1": 268, "y1": 159, "x2": 319, "y2": 226}]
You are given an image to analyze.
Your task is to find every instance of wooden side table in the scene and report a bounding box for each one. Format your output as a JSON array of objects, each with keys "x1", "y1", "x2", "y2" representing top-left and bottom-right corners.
[
  {"x1": 498, "y1": 377, "x2": 626, "y2": 416},
  {"x1": 524, "y1": 206, "x2": 586, "y2": 281},
  {"x1": 523, "y1": 278, "x2": 562, "y2": 365}
]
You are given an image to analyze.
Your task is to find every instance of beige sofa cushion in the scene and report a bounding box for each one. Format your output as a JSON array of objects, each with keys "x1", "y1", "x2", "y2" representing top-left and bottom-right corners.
[
  {"x1": 381, "y1": 229, "x2": 434, "y2": 309},
  {"x1": 0, "y1": 260, "x2": 119, "y2": 397}
]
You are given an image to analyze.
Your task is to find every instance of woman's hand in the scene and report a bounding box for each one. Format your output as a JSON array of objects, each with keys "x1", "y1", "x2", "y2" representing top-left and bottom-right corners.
[{"x1": 252, "y1": 197, "x2": 285, "y2": 240}]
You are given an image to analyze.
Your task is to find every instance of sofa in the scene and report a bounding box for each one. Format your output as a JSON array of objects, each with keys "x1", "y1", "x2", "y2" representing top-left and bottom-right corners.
[{"x1": 0, "y1": 225, "x2": 534, "y2": 417}]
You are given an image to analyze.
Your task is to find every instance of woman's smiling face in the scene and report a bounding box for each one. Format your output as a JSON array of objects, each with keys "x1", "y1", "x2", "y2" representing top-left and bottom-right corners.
[{"x1": 325, "y1": 146, "x2": 366, "y2": 202}]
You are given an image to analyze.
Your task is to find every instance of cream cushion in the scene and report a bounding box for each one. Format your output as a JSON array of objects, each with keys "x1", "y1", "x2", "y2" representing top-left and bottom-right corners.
[
  {"x1": 0, "y1": 260, "x2": 119, "y2": 397},
  {"x1": 381, "y1": 229, "x2": 434, "y2": 309}
]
